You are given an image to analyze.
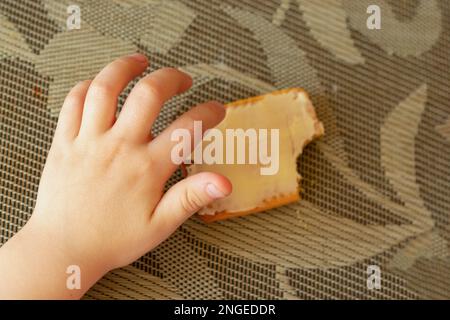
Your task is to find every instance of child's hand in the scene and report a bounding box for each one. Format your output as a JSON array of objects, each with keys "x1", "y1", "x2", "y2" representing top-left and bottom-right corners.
[{"x1": 0, "y1": 54, "x2": 231, "y2": 299}]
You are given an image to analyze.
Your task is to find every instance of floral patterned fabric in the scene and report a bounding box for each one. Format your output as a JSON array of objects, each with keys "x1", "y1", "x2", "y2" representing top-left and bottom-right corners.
[{"x1": 0, "y1": 0, "x2": 449, "y2": 299}]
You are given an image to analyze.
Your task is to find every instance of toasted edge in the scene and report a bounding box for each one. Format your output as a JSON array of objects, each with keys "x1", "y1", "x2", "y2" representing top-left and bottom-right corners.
[{"x1": 199, "y1": 191, "x2": 300, "y2": 223}]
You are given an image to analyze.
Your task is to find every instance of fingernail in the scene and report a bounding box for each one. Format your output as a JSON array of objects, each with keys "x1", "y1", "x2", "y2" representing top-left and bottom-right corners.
[
  {"x1": 206, "y1": 183, "x2": 226, "y2": 199},
  {"x1": 128, "y1": 53, "x2": 148, "y2": 63}
]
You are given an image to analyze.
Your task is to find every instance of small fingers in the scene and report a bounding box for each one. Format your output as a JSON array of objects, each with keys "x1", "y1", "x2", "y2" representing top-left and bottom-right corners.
[
  {"x1": 79, "y1": 53, "x2": 148, "y2": 137},
  {"x1": 54, "y1": 80, "x2": 91, "y2": 142},
  {"x1": 113, "y1": 67, "x2": 192, "y2": 143}
]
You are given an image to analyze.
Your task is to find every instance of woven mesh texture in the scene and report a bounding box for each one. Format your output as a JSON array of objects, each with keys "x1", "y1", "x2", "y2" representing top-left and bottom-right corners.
[{"x1": 1, "y1": 0, "x2": 449, "y2": 299}]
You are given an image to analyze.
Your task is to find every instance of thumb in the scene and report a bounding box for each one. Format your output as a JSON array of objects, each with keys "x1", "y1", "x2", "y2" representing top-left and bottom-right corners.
[{"x1": 150, "y1": 172, "x2": 232, "y2": 234}]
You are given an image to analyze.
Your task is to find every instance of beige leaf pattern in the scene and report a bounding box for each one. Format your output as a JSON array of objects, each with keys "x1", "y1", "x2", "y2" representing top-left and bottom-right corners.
[
  {"x1": 141, "y1": 1, "x2": 196, "y2": 54},
  {"x1": 181, "y1": 63, "x2": 276, "y2": 94},
  {"x1": 343, "y1": 0, "x2": 442, "y2": 57},
  {"x1": 224, "y1": 5, "x2": 324, "y2": 92},
  {"x1": 387, "y1": 230, "x2": 449, "y2": 271},
  {"x1": 0, "y1": 14, "x2": 35, "y2": 61},
  {"x1": 380, "y1": 84, "x2": 433, "y2": 227},
  {"x1": 297, "y1": 0, "x2": 365, "y2": 64}
]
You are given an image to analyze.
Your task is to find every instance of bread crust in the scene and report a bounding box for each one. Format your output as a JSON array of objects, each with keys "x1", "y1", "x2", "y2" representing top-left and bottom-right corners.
[{"x1": 199, "y1": 191, "x2": 300, "y2": 223}]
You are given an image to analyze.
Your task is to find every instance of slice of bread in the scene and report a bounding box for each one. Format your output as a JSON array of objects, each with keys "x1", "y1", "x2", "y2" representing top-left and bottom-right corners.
[{"x1": 186, "y1": 88, "x2": 324, "y2": 223}]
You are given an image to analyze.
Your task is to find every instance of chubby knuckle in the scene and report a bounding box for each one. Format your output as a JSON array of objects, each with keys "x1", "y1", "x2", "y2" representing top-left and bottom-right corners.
[
  {"x1": 177, "y1": 114, "x2": 196, "y2": 131},
  {"x1": 138, "y1": 79, "x2": 164, "y2": 104},
  {"x1": 89, "y1": 81, "x2": 113, "y2": 98},
  {"x1": 181, "y1": 188, "x2": 205, "y2": 213}
]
